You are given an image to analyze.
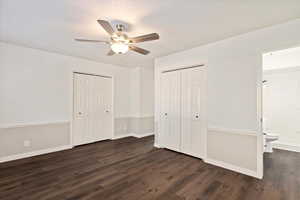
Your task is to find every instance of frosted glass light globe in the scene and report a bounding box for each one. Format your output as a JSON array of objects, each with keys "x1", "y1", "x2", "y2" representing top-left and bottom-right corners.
[{"x1": 111, "y1": 42, "x2": 129, "y2": 54}]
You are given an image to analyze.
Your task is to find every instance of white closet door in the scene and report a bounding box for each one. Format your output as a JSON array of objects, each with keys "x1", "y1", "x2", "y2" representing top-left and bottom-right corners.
[
  {"x1": 160, "y1": 71, "x2": 181, "y2": 151},
  {"x1": 73, "y1": 73, "x2": 113, "y2": 146},
  {"x1": 97, "y1": 77, "x2": 113, "y2": 141},
  {"x1": 73, "y1": 73, "x2": 90, "y2": 145},
  {"x1": 181, "y1": 67, "x2": 205, "y2": 158}
]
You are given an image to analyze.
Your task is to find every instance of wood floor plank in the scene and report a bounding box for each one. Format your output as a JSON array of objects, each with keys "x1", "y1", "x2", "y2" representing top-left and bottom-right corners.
[{"x1": 0, "y1": 136, "x2": 299, "y2": 200}]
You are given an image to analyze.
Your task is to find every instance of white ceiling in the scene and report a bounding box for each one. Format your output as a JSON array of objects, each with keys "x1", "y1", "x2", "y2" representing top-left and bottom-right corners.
[{"x1": 1, "y1": 0, "x2": 300, "y2": 68}]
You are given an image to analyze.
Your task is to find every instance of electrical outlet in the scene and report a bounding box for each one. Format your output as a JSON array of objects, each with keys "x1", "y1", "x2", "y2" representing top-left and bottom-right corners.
[{"x1": 24, "y1": 140, "x2": 31, "y2": 147}]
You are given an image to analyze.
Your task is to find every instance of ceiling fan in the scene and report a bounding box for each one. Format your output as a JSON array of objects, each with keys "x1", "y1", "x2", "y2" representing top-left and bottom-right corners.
[{"x1": 75, "y1": 20, "x2": 159, "y2": 56}]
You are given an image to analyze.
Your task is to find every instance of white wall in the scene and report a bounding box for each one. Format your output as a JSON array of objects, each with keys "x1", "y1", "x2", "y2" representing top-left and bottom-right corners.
[
  {"x1": 155, "y1": 19, "x2": 300, "y2": 178},
  {"x1": 140, "y1": 66, "x2": 155, "y2": 117},
  {"x1": 0, "y1": 42, "x2": 132, "y2": 125},
  {"x1": 129, "y1": 66, "x2": 154, "y2": 118},
  {"x1": 0, "y1": 42, "x2": 140, "y2": 160},
  {"x1": 130, "y1": 68, "x2": 141, "y2": 118},
  {"x1": 263, "y1": 67, "x2": 300, "y2": 150},
  {"x1": 128, "y1": 66, "x2": 155, "y2": 136},
  {"x1": 0, "y1": 41, "x2": 155, "y2": 160}
]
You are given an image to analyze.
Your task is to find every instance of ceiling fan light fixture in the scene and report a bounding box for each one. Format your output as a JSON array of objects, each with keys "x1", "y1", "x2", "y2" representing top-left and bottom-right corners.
[
  {"x1": 75, "y1": 20, "x2": 159, "y2": 56},
  {"x1": 111, "y1": 42, "x2": 129, "y2": 54}
]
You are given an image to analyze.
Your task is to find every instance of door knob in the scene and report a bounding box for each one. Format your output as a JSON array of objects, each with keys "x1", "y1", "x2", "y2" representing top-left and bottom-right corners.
[
  {"x1": 78, "y1": 112, "x2": 82, "y2": 115},
  {"x1": 195, "y1": 115, "x2": 199, "y2": 119},
  {"x1": 164, "y1": 113, "x2": 168, "y2": 116},
  {"x1": 105, "y1": 110, "x2": 110, "y2": 113}
]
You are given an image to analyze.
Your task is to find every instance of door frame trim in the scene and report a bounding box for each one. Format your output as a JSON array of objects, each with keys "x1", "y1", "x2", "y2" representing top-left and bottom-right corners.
[
  {"x1": 70, "y1": 71, "x2": 115, "y2": 147},
  {"x1": 72, "y1": 72, "x2": 112, "y2": 78},
  {"x1": 161, "y1": 64, "x2": 205, "y2": 73}
]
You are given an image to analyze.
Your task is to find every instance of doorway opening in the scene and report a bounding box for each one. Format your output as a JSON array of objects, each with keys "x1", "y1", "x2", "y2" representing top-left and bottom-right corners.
[{"x1": 262, "y1": 46, "x2": 300, "y2": 153}]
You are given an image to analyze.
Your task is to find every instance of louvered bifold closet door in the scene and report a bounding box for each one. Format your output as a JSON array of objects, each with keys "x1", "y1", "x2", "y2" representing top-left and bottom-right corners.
[
  {"x1": 181, "y1": 67, "x2": 204, "y2": 158},
  {"x1": 161, "y1": 71, "x2": 181, "y2": 151}
]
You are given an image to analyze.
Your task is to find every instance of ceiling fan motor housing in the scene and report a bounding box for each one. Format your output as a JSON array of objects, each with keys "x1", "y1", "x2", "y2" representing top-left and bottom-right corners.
[
  {"x1": 111, "y1": 31, "x2": 129, "y2": 44},
  {"x1": 116, "y1": 24, "x2": 125, "y2": 32}
]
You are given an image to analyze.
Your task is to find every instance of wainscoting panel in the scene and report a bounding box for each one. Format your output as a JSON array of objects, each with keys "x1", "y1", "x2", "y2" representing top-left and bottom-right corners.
[
  {"x1": 129, "y1": 117, "x2": 154, "y2": 136},
  {"x1": 114, "y1": 117, "x2": 154, "y2": 138},
  {"x1": 114, "y1": 118, "x2": 130, "y2": 138},
  {"x1": 0, "y1": 122, "x2": 70, "y2": 160},
  {"x1": 0, "y1": 117, "x2": 155, "y2": 162},
  {"x1": 206, "y1": 127, "x2": 260, "y2": 178}
]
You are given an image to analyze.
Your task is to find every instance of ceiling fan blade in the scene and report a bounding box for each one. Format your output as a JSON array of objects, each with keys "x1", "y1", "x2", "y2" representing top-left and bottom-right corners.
[
  {"x1": 129, "y1": 46, "x2": 150, "y2": 55},
  {"x1": 107, "y1": 49, "x2": 115, "y2": 56},
  {"x1": 75, "y1": 39, "x2": 109, "y2": 44},
  {"x1": 97, "y1": 20, "x2": 115, "y2": 35},
  {"x1": 129, "y1": 33, "x2": 159, "y2": 43}
]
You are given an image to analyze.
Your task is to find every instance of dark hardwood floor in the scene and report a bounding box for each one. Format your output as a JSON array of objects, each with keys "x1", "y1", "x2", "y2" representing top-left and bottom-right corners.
[{"x1": 0, "y1": 136, "x2": 299, "y2": 200}]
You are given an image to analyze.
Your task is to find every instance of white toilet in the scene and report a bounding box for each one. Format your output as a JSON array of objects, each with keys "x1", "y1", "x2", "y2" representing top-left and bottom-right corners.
[
  {"x1": 262, "y1": 117, "x2": 279, "y2": 153},
  {"x1": 264, "y1": 133, "x2": 279, "y2": 153}
]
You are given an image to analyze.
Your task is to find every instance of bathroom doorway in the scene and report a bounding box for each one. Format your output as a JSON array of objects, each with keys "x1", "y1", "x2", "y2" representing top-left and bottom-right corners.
[{"x1": 262, "y1": 46, "x2": 300, "y2": 153}]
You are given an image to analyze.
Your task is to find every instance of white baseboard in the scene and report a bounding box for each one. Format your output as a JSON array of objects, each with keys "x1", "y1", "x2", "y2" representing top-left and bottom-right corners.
[
  {"x1": 112, "y1": 134, "x2": 133, "y2": 140},
  {"x1": 154, "y1": 143, "x2": 161, "y2": 148},
  {"x1": 204, "y1": 158, "x2": 261, "y2": 179},
  {"x1": 131, "y1": 132, "x2": 154, "y2": 138},
  {"x1": 273, "y1": 142, "x2": 300, "y2": 152},
  {"x1": 0, "y1": 145, "x2": 73, "y2": 163},
  {"x1": 112, "y1": 132, "x2": 154, "y2": 140}
]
